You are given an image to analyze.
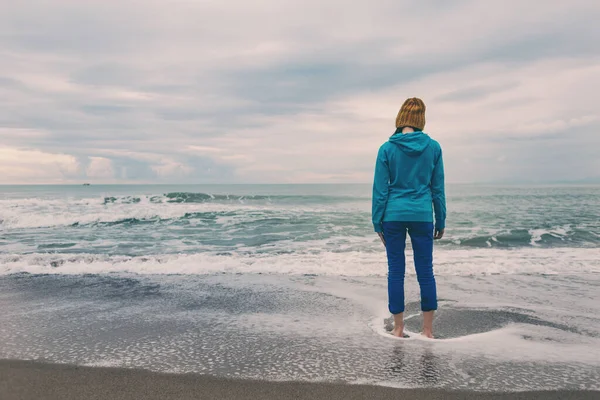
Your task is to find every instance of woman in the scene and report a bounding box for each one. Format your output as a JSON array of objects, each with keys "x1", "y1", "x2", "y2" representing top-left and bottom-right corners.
[{"x1": 372, "y1": 97, "x2": 446, "y2": 338}]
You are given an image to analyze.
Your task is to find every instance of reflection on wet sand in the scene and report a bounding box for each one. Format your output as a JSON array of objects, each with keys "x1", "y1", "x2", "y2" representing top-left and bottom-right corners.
[{"x1": 389, "y1": 344, "x2": 439, "y2": 386}]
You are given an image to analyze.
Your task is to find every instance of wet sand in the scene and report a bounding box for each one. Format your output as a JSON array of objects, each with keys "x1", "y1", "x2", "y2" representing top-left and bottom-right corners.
[{"x1": 1, "y1": 359, "x2": 597, "y2": 400}]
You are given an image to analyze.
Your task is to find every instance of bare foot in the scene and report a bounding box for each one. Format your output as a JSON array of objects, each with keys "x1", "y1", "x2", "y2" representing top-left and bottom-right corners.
[
  {"x1": 391, "y1": 312, "x2": 405, "y2": 337},
  {"x1": 422, "y1": 310, "x2": 435, "y2": 339},
  {"x1": 391, "y1": 326, "x2": 405, "y2": 337},
  {"x1": 421, "y1": 330, "x2": 434, "y2": 339}
]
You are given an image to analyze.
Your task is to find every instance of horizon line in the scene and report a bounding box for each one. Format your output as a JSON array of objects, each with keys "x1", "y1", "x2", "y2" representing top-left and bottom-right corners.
[{"x1": 1, "y1": 181, "x2": 599, "y2": 186}]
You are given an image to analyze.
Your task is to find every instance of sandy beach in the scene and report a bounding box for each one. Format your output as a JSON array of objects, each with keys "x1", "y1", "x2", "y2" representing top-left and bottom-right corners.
[
  {"x1": 1, "y1": 359, "x2": 597, "y2": 400},
  {"x1": 2, "y1": 272, "x2": 600, "y2": 392}
]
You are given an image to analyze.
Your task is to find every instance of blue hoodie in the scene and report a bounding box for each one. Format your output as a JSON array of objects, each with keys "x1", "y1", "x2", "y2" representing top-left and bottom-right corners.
[{"x1": 372, "y1": 130, "x2": 446, "y2": 233}]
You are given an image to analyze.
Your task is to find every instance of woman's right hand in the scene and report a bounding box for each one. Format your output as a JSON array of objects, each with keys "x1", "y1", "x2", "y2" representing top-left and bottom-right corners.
[
  {"x1": 377, "y1": 232, "x2": 386, "y2": 246},
  {"x1": 434, "y1": 228, "x2": 445, "y2": 240}
]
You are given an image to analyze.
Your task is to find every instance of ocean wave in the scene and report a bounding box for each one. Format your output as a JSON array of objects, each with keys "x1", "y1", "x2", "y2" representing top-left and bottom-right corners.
[
  {"x1": 0, "y1": 206, "x2": 338, "y2": 230},
  {"x1": 1, "y1": 191, "x2": 598, "y2": 249},
  {"x1": 2, "y1": 248, "x2": 600, "y2": 277},
  {"x1": 101, "y1": 193, "x2": 274, "y2": 205},
  {"x1": 2, "y1": 208, "x2": 598, "y2": 249},
  {"x1": 0, "y1": 205, "x2": 197, "y2": 229},
  {"x1": 0, "y1": 193, "x2": 365, "y2": 229},
  {"x1": 450, "y1": 226, "x2": 596, "y2": 248},
  {"x1": 100, "y1": 192, "x2": 364, "y2": 205},
  {"x1": 165, "y1": 192, "x2": 271, "y2": 203}
]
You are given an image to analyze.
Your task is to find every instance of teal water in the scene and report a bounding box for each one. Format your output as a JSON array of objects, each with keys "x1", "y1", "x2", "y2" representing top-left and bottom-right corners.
[
  {"x1": 1, "y1": 184, "x2": 599, "y2": 275},
  {"x1": 1, "y1": 184, "x2": 599, "y2": 390}
]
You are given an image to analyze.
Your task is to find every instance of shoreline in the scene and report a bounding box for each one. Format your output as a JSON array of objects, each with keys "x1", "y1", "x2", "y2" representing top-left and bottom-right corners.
[{"x1": 1, "y1": 359, "x2": 597, "y2": 400}]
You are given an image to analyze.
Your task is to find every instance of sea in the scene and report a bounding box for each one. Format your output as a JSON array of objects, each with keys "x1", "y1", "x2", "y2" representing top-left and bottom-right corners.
[{"x1": 1, "y1": 184, "x2": 599, "y2": 391}]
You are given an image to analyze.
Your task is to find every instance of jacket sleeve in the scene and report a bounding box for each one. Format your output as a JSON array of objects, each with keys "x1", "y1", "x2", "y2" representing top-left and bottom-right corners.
[
  {"x1": 431, "y1": 147, "x2": 446, "y2": 230},
  {"x1": 372, "y1": 145, "x2": 390, "y2": 233}
]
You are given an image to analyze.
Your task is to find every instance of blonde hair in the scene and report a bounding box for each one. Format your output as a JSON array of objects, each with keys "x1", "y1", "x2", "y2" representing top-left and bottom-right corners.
[{"x1": 395, "y1": 97, "x2": 426, "y2": 130}]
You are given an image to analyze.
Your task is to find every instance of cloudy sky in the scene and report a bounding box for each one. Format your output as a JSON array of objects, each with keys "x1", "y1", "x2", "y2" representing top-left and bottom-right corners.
[{"x1": 1, "y1": 0, "x2": 599, "y2": 184}]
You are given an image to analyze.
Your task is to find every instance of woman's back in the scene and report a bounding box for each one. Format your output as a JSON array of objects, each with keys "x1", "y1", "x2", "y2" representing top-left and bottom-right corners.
[{"x1": 372, "y1": 130, "x2": 445, "y2": 233}]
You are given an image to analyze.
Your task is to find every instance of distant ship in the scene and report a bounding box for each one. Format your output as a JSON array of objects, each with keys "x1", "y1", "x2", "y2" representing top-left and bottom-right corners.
[{"x1": 83, "y1": 183, "x2": 91, "y2": 186}]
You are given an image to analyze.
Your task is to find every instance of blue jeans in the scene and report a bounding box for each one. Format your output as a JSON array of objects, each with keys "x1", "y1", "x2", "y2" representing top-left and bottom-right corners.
[{"x1": 382, "y1": 221, "x2": 437, "y2": 314}]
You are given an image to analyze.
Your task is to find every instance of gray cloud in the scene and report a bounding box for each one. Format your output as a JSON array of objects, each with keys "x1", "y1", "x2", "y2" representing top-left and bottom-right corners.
[
  {"x1": 435, "y1": 82, "x2": 520, "y2": 103},
  {"x1": 0, "y1": 0, "x2": 599, "y2": 184},
  {"x1": 71, "y1": 64, "x2": 142, "y2": 87}
]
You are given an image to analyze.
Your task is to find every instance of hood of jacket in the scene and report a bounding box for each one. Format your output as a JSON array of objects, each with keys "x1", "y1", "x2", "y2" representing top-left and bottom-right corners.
[{"x1": 388, "y1": 131, "x2": 431, "y2": 156}]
